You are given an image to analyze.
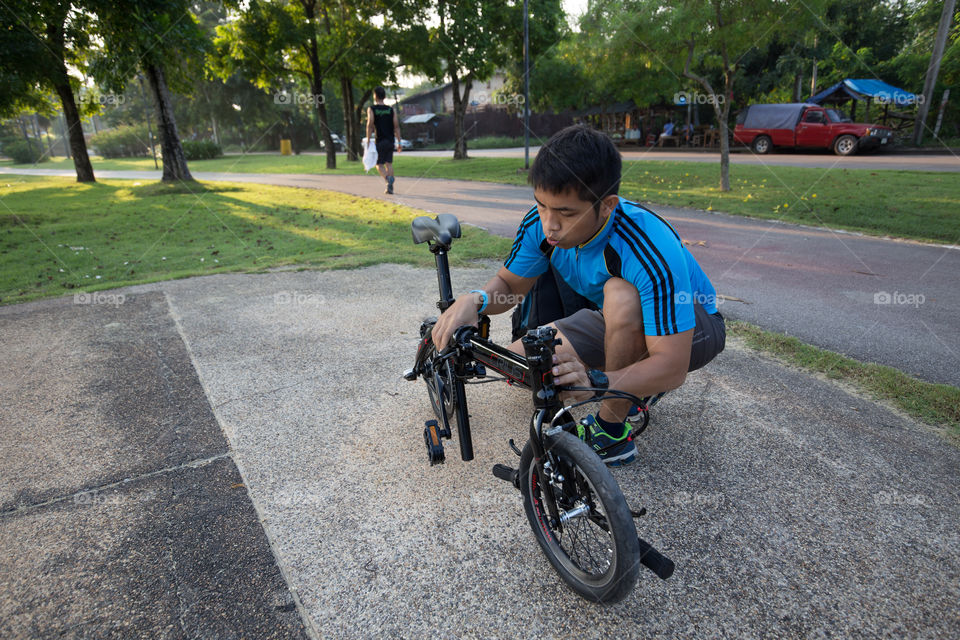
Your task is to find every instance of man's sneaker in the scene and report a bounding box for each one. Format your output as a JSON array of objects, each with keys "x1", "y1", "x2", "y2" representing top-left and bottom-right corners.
[
  {"x1": 385, "y1": 176, "x2": 395, "y2": 194},
  {"x1": 576, "y1": 414, "x2": 637, "y2": 467}
]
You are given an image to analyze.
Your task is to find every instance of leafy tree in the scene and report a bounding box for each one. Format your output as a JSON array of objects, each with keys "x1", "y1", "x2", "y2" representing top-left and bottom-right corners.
[
  {"x1": 403, "y1": 0, "x2": 514, "y2": 159},
  {"x1": 89, "y1": 0, "x2": 208, "y2": 181},
  {"x1": 609, "y1": 0, "x2": 824, "y2": 191},
  {"x1": 0, "y1": 0, "x2": 96, "y2": 181},
  {"x1": 214, "y1": 0, "x2": 353, "y2": 169}
]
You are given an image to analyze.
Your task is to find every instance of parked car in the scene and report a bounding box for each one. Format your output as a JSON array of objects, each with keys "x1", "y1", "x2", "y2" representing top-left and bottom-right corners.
[
  {"x1": 399, "y1": 138, "x2": 413, "y2": 150},
  {"x1": 320, "y1": 133, "x2": 347, "y2": 152},
  {"x1": 733, "y1": 103, "x2": 893, "y2": 156}
]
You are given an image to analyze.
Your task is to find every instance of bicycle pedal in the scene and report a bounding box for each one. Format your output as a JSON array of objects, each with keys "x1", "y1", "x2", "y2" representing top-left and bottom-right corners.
[
  {"x1": 423, "y1": 420, "x2": 446, "y2": 465},
  {"x1": 492, "y1": 464, "x2": 519, "y2": 489}
]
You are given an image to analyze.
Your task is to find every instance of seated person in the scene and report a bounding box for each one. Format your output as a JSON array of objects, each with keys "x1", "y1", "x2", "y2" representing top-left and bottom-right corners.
[
  {"x1": 680, "y1": 122, "x2": 694, "y2": 143},
  {"x1": 431, "y1": 125, "x2": 726, "y2": 467},
  {"x1": 661, "y1": 121, "x2": 675, "y2": 137}
]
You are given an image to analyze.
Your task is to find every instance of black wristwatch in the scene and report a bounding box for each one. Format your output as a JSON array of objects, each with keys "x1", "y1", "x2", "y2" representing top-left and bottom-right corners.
[{"x1": 586, "y1": 369, "x2": 609, "y2": 397}]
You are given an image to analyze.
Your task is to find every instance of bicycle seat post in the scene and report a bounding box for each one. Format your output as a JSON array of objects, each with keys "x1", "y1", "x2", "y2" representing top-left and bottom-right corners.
[{"x1": 430, "y1": 242, "x2": 456, "y2": 312}]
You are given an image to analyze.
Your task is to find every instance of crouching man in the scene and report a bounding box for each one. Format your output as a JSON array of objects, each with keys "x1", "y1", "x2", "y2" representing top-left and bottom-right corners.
[{"x1": 431, "y1": 124, "x2": 725, "y2": 466}]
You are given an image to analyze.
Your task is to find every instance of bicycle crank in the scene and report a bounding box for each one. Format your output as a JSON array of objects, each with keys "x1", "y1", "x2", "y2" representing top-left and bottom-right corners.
[{"x1": 423, "y1": 419, "x2": 451, "y2": 466}]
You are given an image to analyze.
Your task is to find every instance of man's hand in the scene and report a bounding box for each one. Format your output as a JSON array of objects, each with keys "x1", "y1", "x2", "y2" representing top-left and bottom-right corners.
[
  {"x1": 430, "y1": 294, "x2": 480, "y2": 351},
  {"x1": 551, "y1": 351, "x2": 593, "y2": 403}
]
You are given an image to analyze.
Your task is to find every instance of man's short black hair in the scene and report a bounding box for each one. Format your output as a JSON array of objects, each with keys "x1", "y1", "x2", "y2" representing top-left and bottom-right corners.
[
  {"x1": 529, "y1": 124, "x2": 621, "y2": 208},
  {"x1": 374, "y1": 86, "x2": 386, "y2": 100}
]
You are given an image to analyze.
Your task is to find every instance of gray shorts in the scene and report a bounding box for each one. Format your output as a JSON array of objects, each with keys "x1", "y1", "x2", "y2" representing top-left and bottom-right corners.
[{"x1": 553, "y1": 302, "x2": 725, "y2": 372}]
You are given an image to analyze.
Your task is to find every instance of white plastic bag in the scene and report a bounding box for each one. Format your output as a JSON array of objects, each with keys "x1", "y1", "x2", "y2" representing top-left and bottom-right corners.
[{"x1": 362, "y1": 138, "x2": 378, "y2": 172}]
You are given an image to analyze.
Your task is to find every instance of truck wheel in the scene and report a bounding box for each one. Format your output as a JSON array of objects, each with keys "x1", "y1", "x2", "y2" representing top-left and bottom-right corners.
[
  {"x1": 834, "y1": 135, "x2": 858, "y2": 156},
  {"x1": 751, "y1": 136, "x2": 772, "y2": 154}
]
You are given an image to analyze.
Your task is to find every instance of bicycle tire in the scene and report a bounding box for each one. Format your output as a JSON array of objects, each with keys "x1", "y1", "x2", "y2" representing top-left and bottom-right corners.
[
  {"x1": 421, "y1": 337, "x2": 457, "y2": 424},
  {"x1": 519, "y1": 431, "x2": 640, "y2": 603}
]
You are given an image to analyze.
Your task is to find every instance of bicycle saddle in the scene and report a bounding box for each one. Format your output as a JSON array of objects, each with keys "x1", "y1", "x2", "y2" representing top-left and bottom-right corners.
[{"x1": 411, "y1": 214, "x2": 461, "y2": 248}]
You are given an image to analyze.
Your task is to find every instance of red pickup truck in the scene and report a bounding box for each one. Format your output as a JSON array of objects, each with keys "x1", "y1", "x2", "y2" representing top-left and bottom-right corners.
[{"x1": 733, "y1": 103, "x2": 893, "y2": 156}]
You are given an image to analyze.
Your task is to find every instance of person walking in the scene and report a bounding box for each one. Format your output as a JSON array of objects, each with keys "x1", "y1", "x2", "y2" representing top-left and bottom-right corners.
[{"x1": 366, "y1": 87, "x2": 402, "y2": 194}]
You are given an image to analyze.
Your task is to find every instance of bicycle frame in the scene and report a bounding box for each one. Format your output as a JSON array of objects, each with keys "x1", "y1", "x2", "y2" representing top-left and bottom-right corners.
[{"x1": 405, "y1": 214, "x2": 676, "y2": 590}]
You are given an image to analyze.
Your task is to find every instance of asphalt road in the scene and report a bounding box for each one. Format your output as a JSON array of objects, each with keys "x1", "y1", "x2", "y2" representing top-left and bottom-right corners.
[
  {"x1": 5, "y1": 167, "x2": 954, "y2": 387},
  {"x1": 404, "y1": 146, "x2": 960, "y2": 172}
]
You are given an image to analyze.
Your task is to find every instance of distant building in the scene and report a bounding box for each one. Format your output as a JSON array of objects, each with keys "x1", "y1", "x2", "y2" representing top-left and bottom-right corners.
[{"x1": 400, "y1": 73, "x2": 510, "y2": 115}]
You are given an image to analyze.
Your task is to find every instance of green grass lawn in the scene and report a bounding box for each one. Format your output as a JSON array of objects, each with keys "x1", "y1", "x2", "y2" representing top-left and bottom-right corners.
[
  {"x1": 730, "y1": 320, "x2": 960, "y2": 436},
  {"x1": 3, "y1": 153, "x2": 958, "y2": 243},
  {"x1": 0, "y1": 175, "x2": 511, "y2": 304}
]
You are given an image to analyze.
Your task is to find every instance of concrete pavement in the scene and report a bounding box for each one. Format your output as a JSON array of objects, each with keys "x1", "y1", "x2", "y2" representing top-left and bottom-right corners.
[
  {"x1": 0, "y1": 292, "x2": 308, "y2": 639},
  {"x1": 3, "y1": 267, "x2": 958, "y2": 637}
]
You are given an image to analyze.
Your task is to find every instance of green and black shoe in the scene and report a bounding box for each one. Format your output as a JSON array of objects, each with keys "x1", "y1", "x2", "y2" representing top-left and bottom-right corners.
[{"x1": 576, "y1": 414, "x2": 637, "y2": 467}]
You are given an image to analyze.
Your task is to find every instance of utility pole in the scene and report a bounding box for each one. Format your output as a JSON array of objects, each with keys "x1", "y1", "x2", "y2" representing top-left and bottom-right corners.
[
  {"x1": 912, "y1": 0, "x2": 956, "y2": 145},
  {"x1": 523, "y1": 0, "x2": 530, "y2": 170}
]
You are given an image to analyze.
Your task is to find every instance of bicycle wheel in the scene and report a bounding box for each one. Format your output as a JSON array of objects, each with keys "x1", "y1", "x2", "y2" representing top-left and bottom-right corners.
[
  {"x1": 519, "y1": 431, "x2": 640, "y2": 603},
  {"x1": 422, "y1": 341, "x2": 457, "y2": 424}
]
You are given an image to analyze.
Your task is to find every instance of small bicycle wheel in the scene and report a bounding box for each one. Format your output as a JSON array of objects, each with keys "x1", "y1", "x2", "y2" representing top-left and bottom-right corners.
[
  {"x1": 519, "y1": 431, "x2": 640, "y2": 603},
  {"x1": 422, "y1": 342, "x2": 457, "y2": 424}
]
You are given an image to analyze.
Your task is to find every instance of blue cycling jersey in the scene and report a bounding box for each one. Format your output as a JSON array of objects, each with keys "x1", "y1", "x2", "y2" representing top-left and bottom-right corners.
[{"x1": 503, "y1": 197, "x2": 718, "y2": 336}]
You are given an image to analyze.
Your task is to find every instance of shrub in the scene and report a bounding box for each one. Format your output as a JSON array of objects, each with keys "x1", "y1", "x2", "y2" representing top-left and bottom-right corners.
[
  {"x1": 90, "y1": 124, "x2": 152, "y2": 158},
  {"x1": 2, "y1": 139, "x2": 47, "y2": 164},
  {"x1": 181, "y1": 139, "x2": 223, "y2": 160}
]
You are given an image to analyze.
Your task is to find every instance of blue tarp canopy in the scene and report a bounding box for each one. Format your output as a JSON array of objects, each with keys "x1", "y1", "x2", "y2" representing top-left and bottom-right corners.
[{"x1": 810, "y1": 79, "x2": 918, "y2": 106}]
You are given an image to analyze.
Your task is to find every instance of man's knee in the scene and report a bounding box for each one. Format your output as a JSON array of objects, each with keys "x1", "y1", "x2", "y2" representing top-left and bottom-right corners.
[{"x1": 602, "y1": 278, "x2": 642, "y2": 331}]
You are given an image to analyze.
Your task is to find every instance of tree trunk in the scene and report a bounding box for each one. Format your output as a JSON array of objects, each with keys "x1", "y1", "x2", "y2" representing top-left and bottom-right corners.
[
  {"x1": 302, "y1": 0, "x2": 336, "y2": 169},
  {"x1": 143, "y1": 63, "x2": 192, "y2": 182},
  {"x1": 793, "y1": 73, "x2": 803, "y2": 103},
  {"x1": 18, "y1": 116, "x2": 30, "y2": 144},
  {"x1": 53, "y1": 73, "x2": 95, "y2": 182},
  {"x1": 340, "y1": 75, "x2": 360, "y2": 161},
  {"x1": 450, "y1": 70, "x2": 472, "y2": 160},
  {"x1": 912, "y1": 0, "x2": 957, "y2": 144},
  {"x1": 45, "y1": 14, "x2": 93, "y2": 180},
  {"x1": 354, "y1": 88, "x2": 371, "y2": 156},
  {"x1": 717, "y1": 100, "x2": 730, "y2": 192}
]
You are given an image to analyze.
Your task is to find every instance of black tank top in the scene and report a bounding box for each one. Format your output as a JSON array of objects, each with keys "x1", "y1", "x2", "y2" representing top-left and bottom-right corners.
[{"x1": 371, "y1": 104, "x2": 394, "y2": 142}]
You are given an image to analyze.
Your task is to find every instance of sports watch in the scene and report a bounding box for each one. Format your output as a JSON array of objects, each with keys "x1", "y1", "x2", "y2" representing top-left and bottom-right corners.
[{"x1": 586, "y1": 369, "x2": 609, "y2": 397}]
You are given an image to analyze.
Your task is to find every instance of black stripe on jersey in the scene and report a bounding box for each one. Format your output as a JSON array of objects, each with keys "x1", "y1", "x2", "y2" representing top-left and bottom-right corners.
[
  {"x1": 621, "y1": 199, "x2": 682, "y2": 243},
  {"x1": 504, "y1": 207, "x2": 540, "y2": 269},
  {"x1": 539, "y1": 239, "x2": 555, "y2": 259},
  {"x1": 614, "y1": 222, "x2": 677, "y2": 334},
  {"x1": 613, "y1": 226, "x2": 666, "y2": 334},
  {"x1": 603, "y1": 244, "x2": 622, "y2": 279},
  {"x1": 618, "y1": 214, "x2": 678, "y2": 332}
]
